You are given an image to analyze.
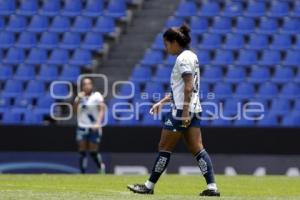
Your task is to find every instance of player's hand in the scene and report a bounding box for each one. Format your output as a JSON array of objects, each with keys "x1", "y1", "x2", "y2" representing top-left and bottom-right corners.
[
  {"x1": 149, "y1": 102, "x2": 162, "y2": 115},
  {"x1": 181, "y1": 111, "x2": 191, "y2": 128},
  {"x1": 91, "y1": 124, "x2": 100, "y2": 131},
  {"x1": 77, "y1": 91, "x2": 85, "y2": 99}
]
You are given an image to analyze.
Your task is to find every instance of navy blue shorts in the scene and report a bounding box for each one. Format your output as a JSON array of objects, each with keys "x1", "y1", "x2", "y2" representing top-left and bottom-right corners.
[
  {"x1": 76, "y1": 127, "x2": 102, "y2": 144},
  {"x1": 162, "y1": 109, "x2": 201, "y2": 132}
]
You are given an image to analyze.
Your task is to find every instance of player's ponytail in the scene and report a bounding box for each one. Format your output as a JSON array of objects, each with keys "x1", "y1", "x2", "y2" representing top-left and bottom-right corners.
[{"x1": 163, "y1": 23, "x2": 191, "y2": 48}]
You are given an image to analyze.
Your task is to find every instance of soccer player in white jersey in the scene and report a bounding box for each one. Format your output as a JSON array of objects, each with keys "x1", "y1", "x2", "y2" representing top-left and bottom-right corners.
[
  {"x1": 73, "y1": 77, "x2": 106, "y2": 174},
  {"x1": 127, "y1": 24, "x2": 220, "y2": 196}
]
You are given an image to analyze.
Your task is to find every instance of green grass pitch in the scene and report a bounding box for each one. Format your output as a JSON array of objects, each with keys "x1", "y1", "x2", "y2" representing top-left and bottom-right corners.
[{"x1": 0, "y1": 175, "x2": 300, "y2": 200}]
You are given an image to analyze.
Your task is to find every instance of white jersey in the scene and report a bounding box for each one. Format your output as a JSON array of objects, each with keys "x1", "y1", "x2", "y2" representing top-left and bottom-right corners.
[
  {"x1": 77, "y1": 91, "x2": 104, "y2": 128},
  {"x1": 170, "y1": 50, "x2": 202, "y2": 113}
]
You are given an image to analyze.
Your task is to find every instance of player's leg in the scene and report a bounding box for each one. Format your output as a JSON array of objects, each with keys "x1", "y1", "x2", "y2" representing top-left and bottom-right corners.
[
  {"x1": 78, "y1": 140, "x2": 88, "y2": 174},
  {"x1": 87, "y1": 129, "x2": 105, "y2": 173},
  {"x1": 183, "y1": 127, "x2": 220, "y2": 196},
  {"x1": 88, "y1": 141, "x2": 105, "y2": 174},
  {"x1": 127, "y1": 129, "x2": 182, "y2": 194}
]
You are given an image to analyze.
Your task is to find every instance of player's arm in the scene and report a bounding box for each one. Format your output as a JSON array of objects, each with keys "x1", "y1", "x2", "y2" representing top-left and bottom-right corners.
[
  {"x1": 96, "y1": 101, "x2": 106, "y2": 127},
  {"x1": 73, "y1": 92, "x2": 85, "y2": 113},
  {"x1": 182, "y1": 73, "x2": 193, "y2": 127},
  {"x1": 149, "y1": 94, "x2": 172, "y2": 115}
]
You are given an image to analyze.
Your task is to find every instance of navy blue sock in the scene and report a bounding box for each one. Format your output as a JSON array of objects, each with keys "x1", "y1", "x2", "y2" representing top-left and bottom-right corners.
[
  {"x1": 149, "y1": 151, "x2": 171, "y2": 183},
  {"x1": 79, "y1": 151, "x2": 88, "y2": 174},
  {"x1": 195, "y1": 149, "x2": 215, "y2": 184}
]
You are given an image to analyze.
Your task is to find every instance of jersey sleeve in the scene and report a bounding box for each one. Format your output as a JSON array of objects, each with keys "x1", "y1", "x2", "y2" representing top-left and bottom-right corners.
[{"x1": 177, "y1": 56, "x2": 193, "y2": 76}]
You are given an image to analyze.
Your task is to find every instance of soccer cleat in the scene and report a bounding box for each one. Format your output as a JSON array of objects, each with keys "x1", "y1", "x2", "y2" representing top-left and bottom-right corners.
[
  {"x1": 200, "y1": 189, "x2": 220, "y2": 197},
  {"x1": 127, "y1": 184, "x2": 154, "y2": 194},
  {"x1": 98, "y1": 163, "x2": 106, "y2": 174}
]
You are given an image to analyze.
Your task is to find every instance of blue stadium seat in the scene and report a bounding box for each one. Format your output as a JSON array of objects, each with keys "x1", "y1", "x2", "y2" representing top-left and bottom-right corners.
[
  {"x1": 26, "y1": 48, "x2": 47, "y2": 64},
  {"x1": 269, "y1": 98, "x2": 291, "y2": 116},
  {"x1": 164, "y1": 55, "x2": 177, "y2": 66},
  {"x1": 190, "y1": 17, "x2": 208, "y2": 34},
  {"x1": 1, "y1": 111, "x2": 21, "y2": 124},
  {"x1": 0, "y1": 16, "x2": 3, "y2": 30},
  {"x1": 212, "y1": 50, "x2": 234, "y2": 65},
  {"x1": 211, "y1": 118, "x2": 231, "y2": 127},
  {"x1": 281, "y1": 18, "x2": 300, "y2": 35},
  {"x1": 6, "y1": 15, "x2": 27, "y2": 32},
  {"x1": 280, "y1": 82, "x2": 300, "y2": 99},
  {"x1": 0, "y1": 31, "x2": 15, "y2": 48},
  {"x1": 0, "y1": 0, "x2": 16, "y2": 15},
  {"x1": 257, "y1": 18, "x2": 278, "y2": 34},
  {"x1": 116, "y1": 83, "x2": 141, "y2": 98},
  {"x1": 234, "y1": 117, "x2": 256, "y2": 127},
  {"x1": 244, "y1": 1, "x2": 266, "y2": 17},
  {"x1": 27, "y1": 15, "x2": 48, "y2": 32},
  {"x1": 223, "y1": 33, "x2": 245, "y2": 50},
  {"x1": 71, "y1": 16, "x2": 92, "y2": 33},
  {"x1": 295, "y1": 70, "x2": 300, "y2": 83},
  {"x1": 213, "y1": 82, "x2": 233, "y2": 99},
  {"x1": 291, "y1": 1, "x2": 300, "y2": 17},
  {"x1": 202, "y1": 66, "x2": 223, "y2": 83},
  {"x1": 37, "y1": 65, "x2": 58, "y2": 82},
  {"x1": 247, "y1": 34, "x2": 268, "y2": 50},
  {"x1": 59, "y1": 65, "x2": 80, "y2": 83},
  {"x1": 236, "y1": 50, "x2": 258, "y2": 66},
  {"x1": 175, "y1": 1, "x2": 197, "y2": 17},
  {"x1": 257, "y1": 82, "x2": 279, "y2": 100},
  {"x1": 17, "y1": 0, "x2": 37, "y2": 16},
  {"x1": 48, "y1": 49, "x2": 69, "y2": 65},
  {"x1": 60, "y1": 32, "x2": 81, "y2": 49},
  {"x1": 268, "y1": 0, "x2": 289, "y2": 17},
  {"x1": 34, "y1": 95, "x2": 54, "y2": 114},
  {"x1": 39, "y1": 0, "x2": 60, "y2": 16},
  {"x1": 196, "y1": 50, "x2": 211, "y2": 65},
  {"x1": 81, "y1": 32, "x2": 104, "y2": 51},
  {"x1": 223, "y1": 98, "x2": 240, "y2": 116},
  {"x1": 153, "y1": 67, "x2": 172, "y2": 83},
  {"x1": 130, "y1": 66, "x2": 151, "y2": 83},
  {"x1": 259, "y1": 50, "x2": 281, "y2": 66},
  {"x1": 199, "y1": 82, "x2": 209, "y2": 99},
  {"x1": 165, "y1": 16, "x2": 184, "y2": 28},
  {"x1": 248, "y1": 66, "x2": 270, "y2": 83},
  {"x1": 221, "y1": 1, "x2": 243, "y2": 17},
  {"x1": 69, "y1": 49, "x2": 92, "y2": 66},
  {"x1": 144, "y1": 82, "x2": 165, "y2": 100},
  {"x1": 0, "y1": 95, "x2": 11, "y2": 113},
  {"x1": 0, "y1": 65, "x2": 13, "y2": 81},
  {"x1": 293, "y1": 100, "x2": 300, "y2": 113},
  {"x1": 190, "y1": 33, "x2": 198, "y2": 48},
  {"x1": 23, "y1": 111, "x2": 43, "y2": 125},
  {"x1": 106, "y1": 0, "x2": 127, "y2": 18},
  {"x1": 24, "y1": 80, "x2": 45, "y2": 98},
  {"x1": 61, "y1": 0, "x2": 82, "y2": 16},
  {"x1": 210, "y1": 17, "x2": 231, "y2": 34},
  {"x1": 2, "y1": 80, "x2": 23, "y2": 98},
  {"x1": 281, "y1": 112, "x2": 300, "y2": 127},
  {"x1": 257, "y1": 113, "x2": 278, "y2": 127},
  {"x1": 93, "y1": 17, "x2": 115, "y2": 34},
  {"x1": 198, "y1": 1, "x2": 220, "y2": 17},
  {"x1": 51, "y1": 83, "x2": 70, "y2": 98},
  {"x1": 14, "y1": 64, "x2": 35, "y2": 81},
  {"x1": 38, "y1": 32, "x2": 59, "y2": 49},
  {"x1": 198, "y1": 33, "x2": 221, "y2": 50},
  {"x1": 270, "y1": 34, "x2": 292, "y2": 50},
  {"x1": 83, "y1": 0, "x2": 104, "y2": 17},
  {"x1": 141, "y1": 50, "x2": 163, "y2": 65},
  {"x1": 49, "y1": 16, "x2": 71, "y2": 33},
  {"x1": 4, "y1": 48, "x2": 25, "y2": 64},
  {"x1": 272, "y1": 67, "x2": 294, "y2": 84},
  {"x1": 234, "y1": 82, "x2": 255, "y2": 99},
  {"x1": 234, "y1": 17, "x2": 255, "y2": 34},
  {"x1": 142, "y1": 113, "x2": 161, "y2": 126},
  {"x1": 16, "y1": 32, "x2": 37, "y2": 48},
  {"x1": 152, "y1": 33, "x2": 164, "y2": 50},
  {"x1": 244, "y1": 98, "x2": 268, "y2": 117},
  {"x1": 293, "y1": 35, "x2": 300, "y2": 50},
  {"x1": 225, "y1": 67, "x2": 246, "y2": 83},
  {"x1": 282, "y1": 50, "x2": 300, "y2": 66}
]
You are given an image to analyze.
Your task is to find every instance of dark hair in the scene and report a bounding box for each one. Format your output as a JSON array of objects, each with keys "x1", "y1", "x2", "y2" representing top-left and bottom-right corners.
[{"x1": 163, "y1": 23, "x2": 191, "y2": 48}]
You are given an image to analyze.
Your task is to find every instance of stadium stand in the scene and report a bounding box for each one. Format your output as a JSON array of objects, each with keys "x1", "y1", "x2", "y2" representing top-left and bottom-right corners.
[{"x1": 108, "y1": 0, "x2": 300, "y2": 127}]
